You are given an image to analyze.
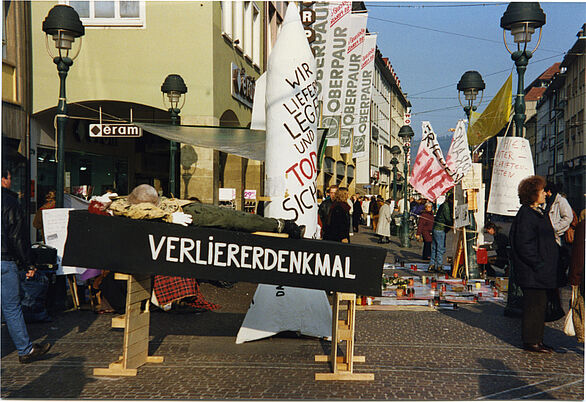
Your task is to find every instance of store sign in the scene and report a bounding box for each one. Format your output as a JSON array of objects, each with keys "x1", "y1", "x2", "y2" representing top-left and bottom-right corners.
[
  {"x1": 404, "y1": 108, "x2": 412, "y2": 126},
  {"x1": 300, "y1": 3, "x2": 316, "y2": 43},
  {"x1": 231, "y1": 63, "x2": 256, "y2": 108},
  {"x1": 244, "y1": 189, "x2": 257, "y2": 200},
  {"x1": 89, "y1": 124, "x2": 142, "y2": 138}
]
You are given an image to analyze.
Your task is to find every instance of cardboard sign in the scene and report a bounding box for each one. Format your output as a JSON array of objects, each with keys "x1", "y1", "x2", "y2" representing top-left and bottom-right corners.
[
  {"x1": 487, "y1": 137, "x2": 534, "y2": 216},
  {"x1": 461, "y1": 163, "x2": 482, "y2": 190},
  {"x1": 62, "y1": 211, "x2": 385, "y2": 296}
]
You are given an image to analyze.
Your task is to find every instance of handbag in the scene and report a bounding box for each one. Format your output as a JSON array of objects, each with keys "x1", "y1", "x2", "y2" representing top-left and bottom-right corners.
[
  {"x1": 30, "y1": 242, "x2": 58, "y2": 268},
  {"x1": 545, "y1": 288, "x2": 565, "y2": 322},
  {"x1": 564, "y1": 288, "x2": 576, "y2": 336}
]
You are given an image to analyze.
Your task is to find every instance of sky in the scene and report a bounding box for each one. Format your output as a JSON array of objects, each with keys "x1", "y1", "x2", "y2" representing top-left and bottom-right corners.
[{"x1": 364, "y1": 1, "x2": 586, "y2": 142}]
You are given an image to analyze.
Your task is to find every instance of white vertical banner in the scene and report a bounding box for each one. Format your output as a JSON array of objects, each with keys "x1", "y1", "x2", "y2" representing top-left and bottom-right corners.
[
  {"x1": 320, "y1": 1, "x2": 352, "y2": 147},
  {"x1": 445, "y1": 119, "x2": 473, "y2": 184},
  {"x1": 353, "y1": 34, "x2": 376, "y2": 159},
  {"x1": 309, "y1": 2, "x2": 329, "y2": 100},
  {"x1": 339, "y1": 12, "x2": 368, "y2": 154},
  {"x1": 238, "y1": 3, "x2": 332, "y2": 345},
  {"x1": 487, "y1": 137, "x2": 534, "y2": 216}
]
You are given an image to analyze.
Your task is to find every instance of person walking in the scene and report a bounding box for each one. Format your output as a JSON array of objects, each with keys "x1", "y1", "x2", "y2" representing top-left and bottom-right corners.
[
  {"x1": 509, "y1": 175, "x2": 562, "y2": 353},
  {"x1": 361, "y1": 196, "x2": 371, "y2": 228},
  {"x1": 369, "y1": 195, "x2": 380, "y2": 232},
  {"x1": 416, "y1": 202, "x2": 434, "y2": 260},
  {"x1": 376, "y1": 199, "x2": 393, "y2": 243},
  {"x1": 1, "y1": 169, "x2": 52, "y2": 363},
  {"x1": 428, "y1": 195, "x2": 453, "y2": 273},
  {"x1": 323, "y1": 187, "x2": 351, "y2": 243}
]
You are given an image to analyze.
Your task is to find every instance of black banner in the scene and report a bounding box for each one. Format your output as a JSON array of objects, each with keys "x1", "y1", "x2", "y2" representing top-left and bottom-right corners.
[{"x1": 62, "y1": 211, "x2": 385, "y2": 296}]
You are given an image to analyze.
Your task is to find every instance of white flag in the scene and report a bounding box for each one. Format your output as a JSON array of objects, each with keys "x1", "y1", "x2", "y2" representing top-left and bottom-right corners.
[
  {"x1": 445, "y1": 119, "x2": 472, "y2": 184},
  {"x1": 409, "y1": 122, "x2": 455, "y2": 202},
  {"x1": 352, "y1": 34, "x2": 376, "y2": 159},
  {"x1": 340, "y1": 13, "x2": 367, "y2": 154}
]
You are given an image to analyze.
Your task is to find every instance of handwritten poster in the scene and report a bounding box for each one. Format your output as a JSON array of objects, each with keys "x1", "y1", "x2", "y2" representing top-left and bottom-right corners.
[
  {"x1": 43, "y1": 208, "x2": 86, "y2": 275},
  {"x1": 487, "y1": 137, "x2": 534, "y2": 216}
]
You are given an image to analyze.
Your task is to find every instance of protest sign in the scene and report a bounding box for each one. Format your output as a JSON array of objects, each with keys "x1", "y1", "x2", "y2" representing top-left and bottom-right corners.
[
  {"x1": 409, "y1": 121, "x2": 455, "y2": 202},
  {"x1": 62, "y1": 211, "x2": 386, "y2": 296},
  {"x1": 461, "y1": 163, "x2": 482, "y2": 190},
  {"x1": 340, "y1": 13, "x2": 367, "y2": 154},
  {"x1": 446, "y1": 119, "x2": 472, "y2": 184},
  {"x1": 320, "y1": 1, "x2": 352, "y2": 147},
  {"x1": 353, "y1": 34, "x2": 376, "y2": 159},
  {"x1": 487, "y1": 137, "x2": 534, "y2": 216},
  {"x1": 264, "y1": 2, "x2": 319, "y2": 238}
]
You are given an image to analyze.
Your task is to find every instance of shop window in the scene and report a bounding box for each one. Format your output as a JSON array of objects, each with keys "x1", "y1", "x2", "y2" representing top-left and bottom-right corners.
[
  {"x1": 65, "y1": 0, "x2": 145, "y2": 27},
  {"x1": 243, "y1": 2, "x2": 252, "y2": 59}
]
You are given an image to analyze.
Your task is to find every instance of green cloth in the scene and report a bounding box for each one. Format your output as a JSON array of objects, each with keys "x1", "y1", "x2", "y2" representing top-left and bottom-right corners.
[
  {"x1": 433, "y1": 202, "x2": 453, "y2": 233},
  {"x1": 182, "y1": 203, "x2": 279, "y2": 233}
]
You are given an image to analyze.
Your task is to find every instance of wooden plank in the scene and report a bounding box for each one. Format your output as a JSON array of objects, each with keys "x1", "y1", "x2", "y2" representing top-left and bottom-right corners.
[
  {"x1": 338, "y1": 293, "x2": 356, "y2": 301},
  {"x1": 315, "y1": 372, "x2": 374, "y2": 381},
  {"x1": 315, "y1": 355, "x2": 365, "y2": 363},
  {"x1": 128, "y1": 286, "x2": 151, "y2": 304},
  {"x1": 93, "y1": 367, "x2": 138, "y2": 377},
  {"x1": 251, "y1": 231, "x2": 289, "y2": 238},
  {"x1": 126, "y1": 323, "x2": 150, "y2": 348},
  {"x1": 124, "y1": 339, "x2": 149, "y2": 369},
  {"x1": 146, "y1": 356, "x2": 164, "y2": 363},
  {"x1": 111, "y1": 315, "x2": 126, "y2": 328},
  {"x1": 114, "y1": 273, "x2": 130, "y2": 281},
  {"x1": 356, "y1": 305, "x2": 435, "y2": 311}
]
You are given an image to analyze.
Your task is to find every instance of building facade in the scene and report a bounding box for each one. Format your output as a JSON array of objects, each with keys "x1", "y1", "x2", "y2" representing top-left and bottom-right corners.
[{"x1": 28, "y1": 1, "x2": 271, "y2": 214}]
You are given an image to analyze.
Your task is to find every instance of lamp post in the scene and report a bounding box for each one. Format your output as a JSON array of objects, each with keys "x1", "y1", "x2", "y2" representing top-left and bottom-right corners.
[
  {"x1": 501, "y1": 2, "x2": 546, "y2": 317},
  {"x1": 161, "y1": 74, "x2": 188, "y2": 198},
  {"x1": 457, "y1": 71, "x2": 485, "y2": 120},
  {"x1": 398, "y1": 125, "x2": 414, "y2": 248},
  {"x1": 501, "y1": 2, "x2": 546, "y2": 137},
  {"x1": 457, "y1": 71, "x2": 485, "y2": 280},
  {"x1": 390, "y1": 146, "x2": 401, "y2": 201},
  {"x1": 42, "y1": 5, "x2": 84, "y2": 208}
]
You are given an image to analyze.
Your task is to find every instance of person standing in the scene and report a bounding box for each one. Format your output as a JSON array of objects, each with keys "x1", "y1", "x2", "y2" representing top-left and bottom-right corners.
[
  {"x1": 370, "y1": 195, "x2": 381, "y2": 232},
  {"x1": 361, "y1": 196, "x2": 371, "y2": 228},
  {"x1": 1, "y1": 169, "x2": 52, "y2": 363},
  {"x1": 428, "y1": 195, "x2": 453, "y2": 273},
  {"x1": 323, "y1": 187, "x2": 351, "y2": 243},
  {"x1": 376, "y1": 199, "x2": 393, "y2": 243},
  {"x1": 544, "y1": 182, "x2": 574, "y2": 283},
  {"x1": 416, "y1": 202, "x2": 434, "y2": 260},
  {"x1": 510, "y1": 175, "x2": 561, "y2": 353},
  {"x1": 318, "y1": 185, "x2": 338, "y2": 238},
  {"x1": 352, "y1": 195, "x2": 363, "y2": 233}
]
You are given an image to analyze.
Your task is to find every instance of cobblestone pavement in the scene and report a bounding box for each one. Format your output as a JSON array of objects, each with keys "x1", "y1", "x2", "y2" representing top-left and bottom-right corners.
[{"x1": 2, "y1": 226, "x2": 583, "y2": 400}]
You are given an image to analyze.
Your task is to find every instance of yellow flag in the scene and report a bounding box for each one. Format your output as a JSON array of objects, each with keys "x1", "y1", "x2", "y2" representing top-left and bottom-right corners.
[{"x1": 467, "y1": 74, "x2": 512, "y2": 146}]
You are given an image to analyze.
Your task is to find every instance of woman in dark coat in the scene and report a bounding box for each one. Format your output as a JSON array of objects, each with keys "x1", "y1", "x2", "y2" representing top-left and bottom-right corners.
[
  {"x1": 352, "y1": 195, "x2": 363, "y2": 233},
  {"x1": 416, "y1": 202, "x2": 434, "y2": 260},
  {"x1": 324, "y1": 187, "x2": 351, "y2": 243},
  {"x1": 509, "y1": 175, "x2": 561, "y2": 353}
]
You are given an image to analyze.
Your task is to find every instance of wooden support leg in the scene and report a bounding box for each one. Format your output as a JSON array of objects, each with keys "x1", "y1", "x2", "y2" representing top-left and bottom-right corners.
[
  {"x1": 67, "y1": 275, "x2": 80, "y2": 310},
  {"x1": 315, "y1": 293, "x2": 374, "y2": 381},
  {"x1": 93, "y1": 273, "x2": 164, "y2": 376}
]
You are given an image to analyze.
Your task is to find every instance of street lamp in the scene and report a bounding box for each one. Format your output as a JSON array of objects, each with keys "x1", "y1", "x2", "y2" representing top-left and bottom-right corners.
[
  {"x1": 501, "y1": 2, "x2": 546, "y2": 137},
  {"x1": 161, "y1": 74, "x2": 188, "y2": 197},
  {"x1": 457, "y1": 71, "x2": 485, "y2": 280},
  {"x1": 501, "y1": 2, "x2": 545, "y2": 317},
  {"x1": 457, "y1": 71, "x2": 485, "y2": 120},
  {"x1": 42, "y1": 5, "x2": 84, "y2": 208},
  {"x1": 398, "y1": 125, "x2": 414, "y2": 248},
  {"x1": 390, "y1": 146, "x2": 401, "y2": 201}
]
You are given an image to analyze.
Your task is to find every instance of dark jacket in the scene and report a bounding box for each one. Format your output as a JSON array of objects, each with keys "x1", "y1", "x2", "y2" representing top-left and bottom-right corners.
[
  {"x1": 1, "y1": 187, "x2": 31, "y2": 266},
  {"x1": 432, "y1": 201, "x2": 453, "y2": 233},
  {"x1": 324, "y1": 201, "x2": 350, "y2": 242},
  {"x1": 509, "y1": 205, "x2": 561, "y2": 289},
  {"x1": 368, "y1": 199, "x2": 379, "y2": 215},
  {"x1": 569, "y1": 219, "x2": 585, "y2": 286},
  {"x1": 318, "y1": 197, "x2": 333, "y2": 229},
  {"x1": 352, "y1": 200, "x2": 362, "y2": 220},
  {"x1": 417, "y1": 211, "x2": 434, "y2": 242}
]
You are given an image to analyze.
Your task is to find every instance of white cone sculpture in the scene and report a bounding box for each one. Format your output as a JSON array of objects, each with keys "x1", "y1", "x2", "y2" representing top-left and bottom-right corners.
[{"x1": 236, "y1": 3, "x2": 332, "y2": 344}]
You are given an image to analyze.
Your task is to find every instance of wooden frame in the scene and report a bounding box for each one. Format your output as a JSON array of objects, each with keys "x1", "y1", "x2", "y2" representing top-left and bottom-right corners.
[
  {"x1": 93, "y1": 273, "x2": 163, "y2": 376},
  {"x1": 315, "y1": 293, "x2": 374, "y2": 381}
]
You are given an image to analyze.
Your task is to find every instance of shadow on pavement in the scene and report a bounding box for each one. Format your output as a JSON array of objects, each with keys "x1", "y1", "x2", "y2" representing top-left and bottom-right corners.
[
  {"x1": 476, "y1": 358, "x2": 553, "y2": 399},
  {"x1": 8, "y1": 356, "x2": 93, "y2": 399}
]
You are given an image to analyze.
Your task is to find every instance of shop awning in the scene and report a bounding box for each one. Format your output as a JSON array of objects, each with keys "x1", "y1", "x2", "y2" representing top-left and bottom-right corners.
[{"x1": 136, "y1": 123, "x2": 327, "y2": 162}]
